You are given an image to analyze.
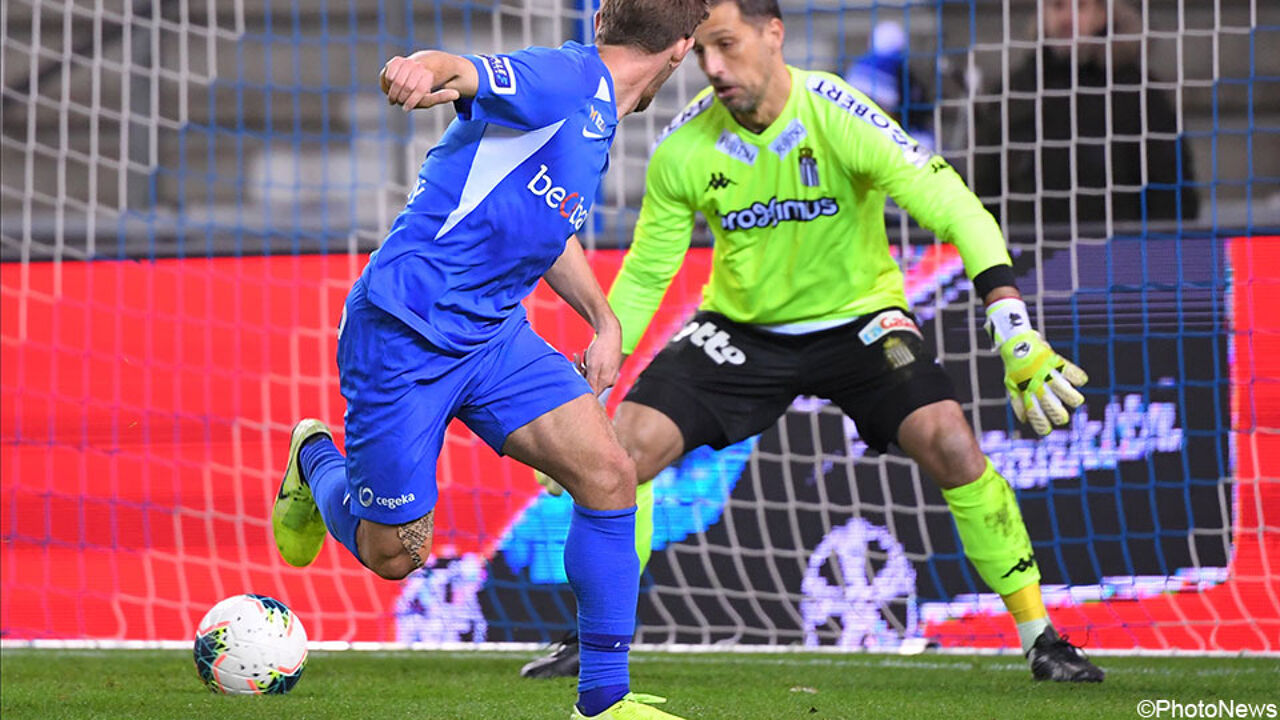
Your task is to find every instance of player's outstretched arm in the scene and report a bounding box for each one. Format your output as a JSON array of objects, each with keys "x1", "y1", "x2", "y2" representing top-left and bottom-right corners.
[
  {"x1": 841, "y1": 95, "x2": 1089, "y2": 437},
  {"x1": 379, "y1": 51, "x2": 479, "y2": 112},
  {"x1": 543, "y1": 235, "x2": 623, "y2": 395}
]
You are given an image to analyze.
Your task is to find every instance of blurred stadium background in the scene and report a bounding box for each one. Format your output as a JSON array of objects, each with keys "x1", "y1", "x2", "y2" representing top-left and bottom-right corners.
[{"x1": 2, "y1": 0, "x2": 1276, "y2": 655}]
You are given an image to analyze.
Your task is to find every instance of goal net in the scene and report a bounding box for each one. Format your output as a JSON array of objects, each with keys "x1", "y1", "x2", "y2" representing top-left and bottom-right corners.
[{"x1": 2, "y1": 0, "x2": 1276, "y2": 653}]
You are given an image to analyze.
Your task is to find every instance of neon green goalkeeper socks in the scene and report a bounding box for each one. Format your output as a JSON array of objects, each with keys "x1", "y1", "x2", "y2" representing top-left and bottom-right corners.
[{"x1": 941, "y1": 459, "x2": 1041, "y2": 597}]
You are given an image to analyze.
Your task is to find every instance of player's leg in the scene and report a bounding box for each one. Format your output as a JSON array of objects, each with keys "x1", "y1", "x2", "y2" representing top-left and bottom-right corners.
[
  {"x1": 896, "y1": 401, "x2": 1042, "y2": 622},
  {"x1": 816, "y1": 308, "x2": 1102, "y2": 682},
  {"x1": 896, "y1": 400, "x2": 1103, "y2": 681},
  {"x1": 461, "y1": 323, "x2": 681, "y2": 719},
  {"x1": 521, "y1": 312, "x2": 797, "y2": 682},
  {"x1": 614, "y1": 401, "x2": 686, "y2": 484},
  {"x1": 504, "y1": 394, "x2": 636, "y2": 504},
  {"x1": 517, "y1": 400, "x2": 687, "y2": 681},
  {"x1": 281, "y1": 421, "x2": 437, "y2": 580},
  {"x1": 504, "y1": 400, "x2": 642, "y2": 717},
  {"x1": 274, "y1": 276, "x2": 462, "y2": 580},
  {"x1": 517, "y1": 402, "x2": 681, "y2": 680}
]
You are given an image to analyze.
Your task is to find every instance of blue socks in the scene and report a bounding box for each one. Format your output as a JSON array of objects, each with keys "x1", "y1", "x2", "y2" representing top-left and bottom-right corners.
[
  {"x1": 299, "y1": 436, "x2": 362, "y2": 563},
  {"x1": 564, "y1": 503, "x2": 639, "y2": 716},
  {"x1": 302, "y1": 443, "x2": 638, "y2": 715}
]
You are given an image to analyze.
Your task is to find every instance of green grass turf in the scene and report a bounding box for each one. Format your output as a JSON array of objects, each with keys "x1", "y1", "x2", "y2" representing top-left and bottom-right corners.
[{"x1": 1, "y1": 649, "x2": 1277, "y2": 720}]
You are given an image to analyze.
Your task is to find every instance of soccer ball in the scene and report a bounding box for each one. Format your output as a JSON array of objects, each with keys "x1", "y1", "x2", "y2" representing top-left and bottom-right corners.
[{"x1": 192, "y1": 593, "x2": 308, "y2": 695}]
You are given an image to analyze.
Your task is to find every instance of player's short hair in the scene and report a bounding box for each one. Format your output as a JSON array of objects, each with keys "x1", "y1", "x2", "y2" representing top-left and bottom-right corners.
[
  {"x1": 710, "y1": 0, "x2": 783, "y2": 24},
  {"x1": 596, "y1": 0, "x2": 709, "y2": 54}
]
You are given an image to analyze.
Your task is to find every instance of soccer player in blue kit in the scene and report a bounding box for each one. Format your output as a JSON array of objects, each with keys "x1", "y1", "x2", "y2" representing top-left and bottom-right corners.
[{"x1": 270, "y1": 1, "x2": 708, "y2": 718}]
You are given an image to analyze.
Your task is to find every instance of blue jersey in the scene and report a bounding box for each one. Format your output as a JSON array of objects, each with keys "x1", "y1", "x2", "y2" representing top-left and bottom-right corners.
[{"x1": 363, "y1": 42, "x2": 618, "y2": 355}]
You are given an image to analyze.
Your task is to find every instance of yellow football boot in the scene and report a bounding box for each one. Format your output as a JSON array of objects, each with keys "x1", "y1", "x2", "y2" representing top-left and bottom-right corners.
[{"x1": 271, "y1": 419, "x2": 333, "y2": 567}]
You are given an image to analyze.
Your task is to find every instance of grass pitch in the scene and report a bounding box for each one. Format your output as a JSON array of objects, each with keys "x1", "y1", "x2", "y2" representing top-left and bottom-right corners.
[{"x1": 2, "y1": 648, "x2": 1276, "y2": 719}]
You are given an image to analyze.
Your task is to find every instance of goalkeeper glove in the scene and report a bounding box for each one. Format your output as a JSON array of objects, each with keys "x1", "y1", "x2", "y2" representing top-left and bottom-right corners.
[{"x1": 985, "y1": 297, "x2": 1088, "y2": 436}]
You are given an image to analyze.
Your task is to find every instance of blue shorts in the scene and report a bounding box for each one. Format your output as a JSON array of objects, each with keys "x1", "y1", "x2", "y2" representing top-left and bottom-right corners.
[{"x1": 337, "y1": 276, "x2": 591, "y2": 525}]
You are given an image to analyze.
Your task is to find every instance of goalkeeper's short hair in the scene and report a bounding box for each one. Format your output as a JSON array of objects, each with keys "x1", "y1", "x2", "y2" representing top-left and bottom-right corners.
[{"x1": 710, "y1": 0, "x2": 782, "y2": 23}]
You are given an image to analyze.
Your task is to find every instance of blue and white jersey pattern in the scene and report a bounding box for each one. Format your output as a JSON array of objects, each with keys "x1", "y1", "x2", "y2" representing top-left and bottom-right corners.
[{"x1": 363, "y1": 41, "x2": 617, "y2": 355}]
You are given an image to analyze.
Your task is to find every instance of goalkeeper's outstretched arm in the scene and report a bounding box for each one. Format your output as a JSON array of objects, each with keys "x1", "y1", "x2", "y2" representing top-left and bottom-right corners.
[
  {"x1": 905, "y1": 170, "x2": 1088, "y2": 436},
  {"x1": 843, "y1": 109, "x2": 1089, "y2": 436}
]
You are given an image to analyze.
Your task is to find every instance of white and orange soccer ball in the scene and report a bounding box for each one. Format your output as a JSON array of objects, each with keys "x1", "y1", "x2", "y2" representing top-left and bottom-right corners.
[{"x1": 192, "y1": 594, "x2": 308, "y2": 695}]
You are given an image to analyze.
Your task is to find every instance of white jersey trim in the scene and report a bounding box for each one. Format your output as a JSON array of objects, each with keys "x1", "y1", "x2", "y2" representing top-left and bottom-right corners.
[
  {"x1": 651, "y1": 93, "x2": 714, "y2": 153},
  {"x1": 805, "y1": 73, "x2": 932, "y2": 169},
  {"x1": 434, "y1": 120, "x2": 565, "y2": 241}
]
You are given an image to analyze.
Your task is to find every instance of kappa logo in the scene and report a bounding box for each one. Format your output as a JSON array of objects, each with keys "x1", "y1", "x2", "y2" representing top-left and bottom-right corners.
[
  {"x1": 857, "y1": 310, "x2": 922, "y2": 345},
  {"x1": 1000, "y1": 554, "x2": 1037, "y2": 579},
  {"x1": 527, "y1": 164, "x2": 589, "y2": 231},
  {"x1": 671, "y1": 320, "x2": 746, "y2": 365},
  {"x1": 706, "y1": 172, "x2": 736, "y2": 191}
]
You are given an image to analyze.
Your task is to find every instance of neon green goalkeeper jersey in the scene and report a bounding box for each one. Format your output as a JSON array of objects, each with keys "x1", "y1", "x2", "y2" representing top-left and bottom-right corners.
[{"x1": 608, "y1": 66, "x2": 1012, "y2": 354}]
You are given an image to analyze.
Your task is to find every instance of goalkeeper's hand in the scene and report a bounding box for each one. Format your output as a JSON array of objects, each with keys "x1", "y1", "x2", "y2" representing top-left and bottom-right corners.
[{"x1": 985, "y1": 297, "x2": 1088, "y2": 436}]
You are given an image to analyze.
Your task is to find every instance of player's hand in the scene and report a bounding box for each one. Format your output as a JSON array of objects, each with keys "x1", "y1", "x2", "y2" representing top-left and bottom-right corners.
[
  {"x1": 576, "y1": 322, "x2": 622, "y2": 396},
  {"x1": 380, "y1": 55, "x2": 459, "y2": 111},
  {"x1": 985, "y1": 298, "x2": 1088, "y2": 436}
]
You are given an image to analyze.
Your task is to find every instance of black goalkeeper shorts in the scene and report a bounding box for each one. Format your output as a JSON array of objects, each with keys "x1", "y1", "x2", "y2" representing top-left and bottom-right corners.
[{"x1": 624, "y1": 308, "x2": 956, "y2": 453}]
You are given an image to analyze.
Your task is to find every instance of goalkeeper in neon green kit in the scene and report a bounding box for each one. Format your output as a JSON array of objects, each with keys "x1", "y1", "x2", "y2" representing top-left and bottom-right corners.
[{"x1": 524, "y1": 0, "x2": 1103, "y2": 683}]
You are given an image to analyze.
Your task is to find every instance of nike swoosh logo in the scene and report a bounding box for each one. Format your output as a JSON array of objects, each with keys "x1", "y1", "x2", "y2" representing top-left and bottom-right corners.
[{"x1": 582, "y1": 127, "x2": 606, "y2": 139}]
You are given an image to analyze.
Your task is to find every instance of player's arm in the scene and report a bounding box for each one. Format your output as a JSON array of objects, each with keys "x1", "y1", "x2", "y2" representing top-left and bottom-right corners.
[
  {"x1": 380, "y1": 51, "x2": 479, "y2": 111},
  {"x1": 607, "y1": 141, "x2": 696, "y2": 357},
  {"x1": 831, "y1": 80, "x2": 1086, "y2": 435},
  {"x1": 884, "y1": 165, "x2": 1087, "y2": 436},
  {"x1": 876, "y1": 153, "x2": 1087, "y2": 436},
  {"x1": 544, "y1": 235, "x2": 622, "y2": 395}
]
